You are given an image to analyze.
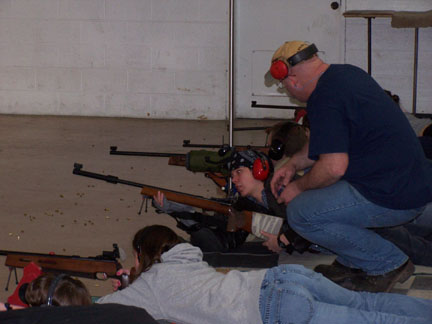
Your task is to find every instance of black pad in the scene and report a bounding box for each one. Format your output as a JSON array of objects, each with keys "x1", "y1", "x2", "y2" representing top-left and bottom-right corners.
[
  {"x1": 203, "y1": 241, "x2": 279, "y2": 268},
  {"x1": 0, "y1": 304, "x2": 158, "y2": 324}
]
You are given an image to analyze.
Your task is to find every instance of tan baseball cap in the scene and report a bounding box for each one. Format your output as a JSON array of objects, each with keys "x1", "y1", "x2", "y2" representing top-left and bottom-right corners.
[{"x1": 267, "y1": 41, "x2": 318, "y2": 80}]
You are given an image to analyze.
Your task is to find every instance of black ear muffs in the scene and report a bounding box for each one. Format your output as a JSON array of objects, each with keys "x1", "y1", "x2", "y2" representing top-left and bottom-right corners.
[
  {"x1": 135, "y1": 244, "x2": 142, "y2": 263},
  {"x1": 44, "y1": 274, "x2": 67, "y2": 307},
  {"x1": 252, "y1": 154, "x2": 270, "y2": 181},
  {"x1": 268, "y1": 139, "x2": 285, "y2": 161},
  {"x1": 18, "y1": 283, "x2": 29, "y2": 305}
]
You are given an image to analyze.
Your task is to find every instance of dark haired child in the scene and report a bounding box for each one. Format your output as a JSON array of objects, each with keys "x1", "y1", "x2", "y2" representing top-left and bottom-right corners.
[{"x1": 97, "y1": 224, "x2": 432, "y2": 324}]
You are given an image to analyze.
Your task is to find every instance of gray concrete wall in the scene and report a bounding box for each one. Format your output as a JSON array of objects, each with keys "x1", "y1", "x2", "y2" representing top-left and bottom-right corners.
[{"x1": 0, "y1": 0, "x2": 228, "y2": 119}]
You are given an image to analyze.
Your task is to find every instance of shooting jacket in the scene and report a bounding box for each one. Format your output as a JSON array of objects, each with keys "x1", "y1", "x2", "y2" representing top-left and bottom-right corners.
[{"x1": 97, "y1": 243, "x2": 266, "y2": 324}]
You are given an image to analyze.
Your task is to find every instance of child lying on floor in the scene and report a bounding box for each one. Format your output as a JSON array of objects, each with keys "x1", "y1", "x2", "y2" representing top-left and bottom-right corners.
[{"x1": 97, "y1": 224, "x2": 432, "y2": 324}]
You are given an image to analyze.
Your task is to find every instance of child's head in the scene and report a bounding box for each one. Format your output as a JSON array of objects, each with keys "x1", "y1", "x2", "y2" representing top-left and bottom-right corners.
[
  {"x1": 268, "y1": 121, "x2": 309, "y2": 160},
  {"x1": 384, "y1": 89, "x2": 400, "y2": 104},
  {"x1": 25, "y1": 273, "x2": 91, "y2": 307},
  {"x1": 132, "y1": 225, "x2": 182, "y2": 274},
  {"x1": 230, "y1": 166, "x2": 264, "y2": 198},
  {"x1": 229, "y1": 150, "x2": 270, "y2": 197}
]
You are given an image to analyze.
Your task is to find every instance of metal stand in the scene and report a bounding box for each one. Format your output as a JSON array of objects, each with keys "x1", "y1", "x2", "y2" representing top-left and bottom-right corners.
[
  {"x1": 343, "y1": 10, "x2": 422, "y2": 115},
  {"x1": 5, "y1": 267, "x2": 18, "y2": 291}
]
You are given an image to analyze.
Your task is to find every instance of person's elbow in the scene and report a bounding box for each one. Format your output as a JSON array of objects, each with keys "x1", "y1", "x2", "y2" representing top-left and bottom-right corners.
[{"x1": 322, "y1": 153, "x2": 348, "y2": 178}]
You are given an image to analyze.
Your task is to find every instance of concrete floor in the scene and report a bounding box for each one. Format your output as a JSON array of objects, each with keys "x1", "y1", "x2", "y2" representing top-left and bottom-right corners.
[
  {"x1": 1, "y1": 114, "x2": 431, "y2": 303},
  {"x1": 0, "y1": 114, "x2": 280, "y2": 300}
]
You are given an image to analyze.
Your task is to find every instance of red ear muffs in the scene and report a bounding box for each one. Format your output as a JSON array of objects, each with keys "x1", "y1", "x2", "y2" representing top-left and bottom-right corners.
[
  {"x1": 270, "y1": 60, "x2": 289, "y2": 81},
  {"x1": 252, "y1": 157, "x2": 270, "y2": 181}
]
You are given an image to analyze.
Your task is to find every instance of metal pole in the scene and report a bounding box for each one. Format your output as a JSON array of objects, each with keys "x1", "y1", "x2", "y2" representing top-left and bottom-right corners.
[
  {"x1": 228, "y1": 0, "x2": 234, "y2": 193},
  {"x1": 228, "y1": 0, "x2": 234, "y2": 147},
  {"x1": 367, "y1": 17, "x2": 372, "y2": 75},
  {"x1": 412, "y1": 27, "x2": 419, "y2": 114}
]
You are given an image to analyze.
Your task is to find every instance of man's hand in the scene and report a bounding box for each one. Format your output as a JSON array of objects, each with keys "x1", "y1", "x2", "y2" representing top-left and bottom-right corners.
[
  {"x1": 276, "y1": 181, "x2": 302, "y2": 204},
  {"x1": 270, "y1": 163, "x2": 296, "y2": 197}
]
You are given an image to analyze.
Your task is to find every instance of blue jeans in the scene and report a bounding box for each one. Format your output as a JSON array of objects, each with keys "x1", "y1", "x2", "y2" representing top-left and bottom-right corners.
[
  {"x1": 259, "y1": 264, "x2": 432, "y2": 324},
  {"x1": 287, "y1": 181, "x2": 424, "y2": 274}
]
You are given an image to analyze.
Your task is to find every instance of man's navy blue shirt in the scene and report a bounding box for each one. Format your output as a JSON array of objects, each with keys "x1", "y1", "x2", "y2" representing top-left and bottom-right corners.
[{"x1": 307, "y1": 64, "x2": 432, "y2": 209}]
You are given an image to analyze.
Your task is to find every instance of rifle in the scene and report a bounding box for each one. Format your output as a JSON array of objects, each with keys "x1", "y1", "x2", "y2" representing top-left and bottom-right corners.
[
  {"x1": 110, "y1": 145, "x2": 269, "y2": 158},
  {"x1": 72, "y1": 164, "x2": 312, "y2": 254},
  {"x1": 72, "y1": 163, "x2": 282, "y2": 237},
  {"x1": 1, "y1": 244, "x2": 129, "y2": 291}
]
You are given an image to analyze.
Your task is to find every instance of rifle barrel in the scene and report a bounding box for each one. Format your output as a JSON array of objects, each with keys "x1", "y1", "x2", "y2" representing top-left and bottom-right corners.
[{"x1": 110, "y1": 146, "x2": 185, "y2": 157}]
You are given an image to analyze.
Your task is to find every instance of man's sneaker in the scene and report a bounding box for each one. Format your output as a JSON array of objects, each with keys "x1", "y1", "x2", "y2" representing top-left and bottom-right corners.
[
  {"x1": 339, "y1": 259, "x2": 415, "y2": 292},
  {"x1": 314, "y1": 260, "x2": 365, "y2": 283}
]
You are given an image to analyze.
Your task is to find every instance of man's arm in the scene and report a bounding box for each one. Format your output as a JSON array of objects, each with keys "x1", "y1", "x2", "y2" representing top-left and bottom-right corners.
[
  {"x1": 296, "y1": 152, "x2": 348, "y2": 190},
  {"x1": 276, "y1": 152, "x2": 348, "y2": 204},
  {"x1": 270, "y1": 143, "x2": 315, "y2": 196}
]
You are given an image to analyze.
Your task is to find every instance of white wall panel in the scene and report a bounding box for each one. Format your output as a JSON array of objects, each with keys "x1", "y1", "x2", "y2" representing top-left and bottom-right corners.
[{"x1": 234, "y1": 0, "x2": 344, "y2": 119}]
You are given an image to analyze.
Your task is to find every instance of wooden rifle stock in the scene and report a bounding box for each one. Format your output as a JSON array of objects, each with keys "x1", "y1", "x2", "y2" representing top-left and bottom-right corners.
[{"x1": 140, "y1": 186, "x2": 253, "y2": 233}]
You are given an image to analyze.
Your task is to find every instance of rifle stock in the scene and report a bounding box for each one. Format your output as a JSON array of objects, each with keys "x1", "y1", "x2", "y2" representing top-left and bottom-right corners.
[
  {"x1": 0, "y1": 245, "x2": 122, "y2": 281},
  {"x1": 140, "y1": 185, "x2": 253, "y2": 233}
]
